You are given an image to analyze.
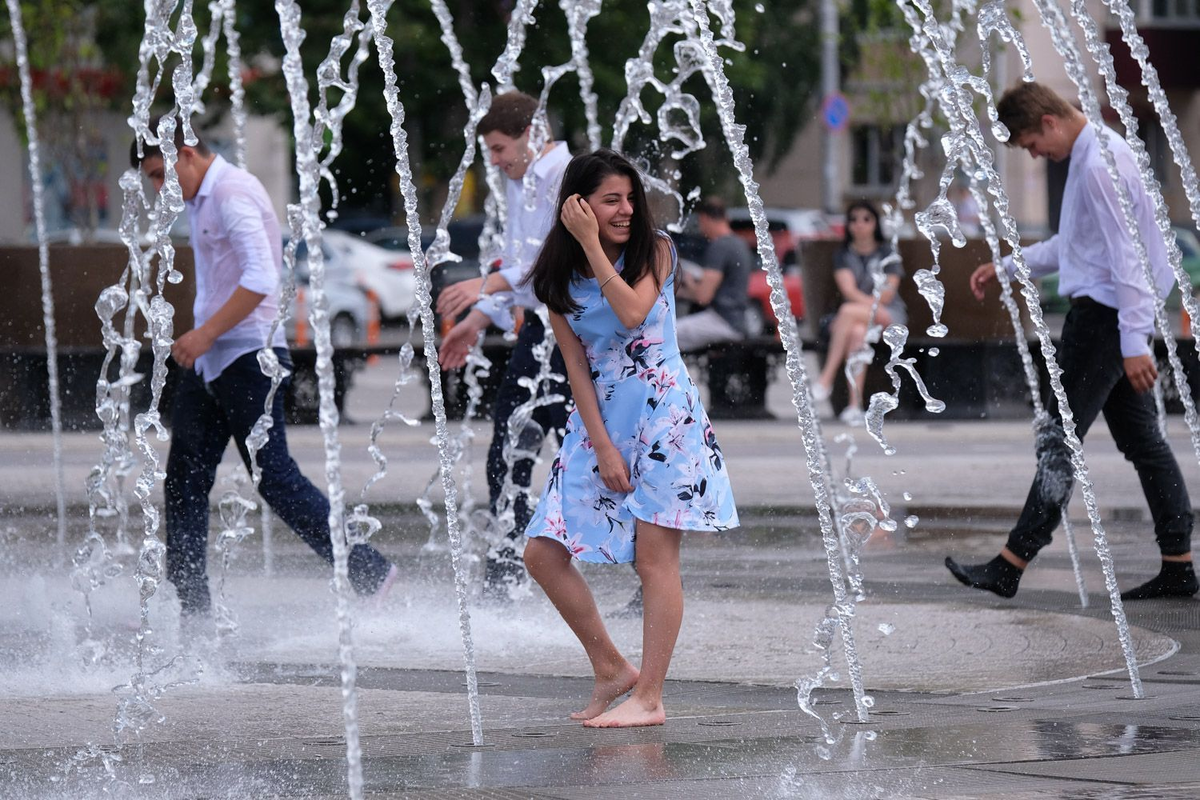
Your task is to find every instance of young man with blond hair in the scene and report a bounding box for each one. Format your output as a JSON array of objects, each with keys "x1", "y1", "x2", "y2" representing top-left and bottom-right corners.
[
  {"x1": 945, "y1": 82, "x2": 1196, "y2": 601},
  {"x1": 435, "y1": 92, "x2": 572, "y2": 598}
]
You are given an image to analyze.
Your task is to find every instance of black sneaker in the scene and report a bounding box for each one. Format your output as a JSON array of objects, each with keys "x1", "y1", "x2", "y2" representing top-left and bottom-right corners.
[
  {"x1": 945, "y1": 555, "x2": 1022, "y2": 599},
  {"x1": 1120, "y1": 562, "x2": 1199, "y2": 601}
]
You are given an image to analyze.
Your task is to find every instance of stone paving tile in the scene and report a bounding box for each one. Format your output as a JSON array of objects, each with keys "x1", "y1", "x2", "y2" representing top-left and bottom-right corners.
[{"x1": 966, "y1": 747, "x2": 1200, "y2": 784}]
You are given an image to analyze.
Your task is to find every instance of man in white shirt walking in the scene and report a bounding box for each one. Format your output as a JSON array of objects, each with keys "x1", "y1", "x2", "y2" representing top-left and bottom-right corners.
[
  {"x1": 946, "y1": 82, "x2": 1196, "y2": 601},
  {"x1": 132, "y1": 120, "x2": 397, "y2": 621},
  {"x1": 435, "y1": 92, "x2": 572, "y2": 598}
]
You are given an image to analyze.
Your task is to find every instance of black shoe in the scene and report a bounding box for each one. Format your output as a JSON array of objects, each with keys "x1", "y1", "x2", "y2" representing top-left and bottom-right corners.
[
  {"x1": 606, "y1": 585, "x2": 644, "y2": 619},
  {"x1": 1120, "y1": 562, "x2": 1199, "y2": 601},
  {"x1": 945, "y1": 555, "x2": 1022, "y2": 599},
  {"x1": 482, "y1": 549, "x2": 526, "y2": 602}
]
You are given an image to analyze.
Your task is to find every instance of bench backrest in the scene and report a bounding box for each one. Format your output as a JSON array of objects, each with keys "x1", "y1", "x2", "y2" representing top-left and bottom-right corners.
[
  {"x1": 798, "y1": 238, "x2": 1033, "y2": 343},
  {"x1": 1, "y1": 245, "x2": 196, "y2": 351}
]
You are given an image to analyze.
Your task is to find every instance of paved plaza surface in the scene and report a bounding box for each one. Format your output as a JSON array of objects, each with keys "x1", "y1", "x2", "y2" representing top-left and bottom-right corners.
[{"x1": 1, "y1": 359, "x2": 1200, "y2": 797}]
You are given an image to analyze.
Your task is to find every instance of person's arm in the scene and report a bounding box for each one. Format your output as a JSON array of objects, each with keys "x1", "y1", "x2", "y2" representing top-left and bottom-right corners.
[
  {"x1": 999, "y1": 235, "x2": 1061, "y2": 280},
  {"x1": 679, "y1": 267, "x2": 723, "y2": 306},
  {"x1": 173, "y1": 193, "x2": 275, "y2": 369},
  {"x1": 834, "y1": 268, "x2": 873, "y2": 305},
  {"x1": 549, "y1": 311, "x2": 632, "y2": 492},
  {"x1": 172, "y1": 287, "x2": 266, "y2": 369},
  {"x1": 877, "y1": 274, "x2": 901, "y2": 306},
  {"x1": 560, "y1": 194, "x2": 672, "y2": 329},
  {"x1": 436, "y1": 271, "x2": 513, "y2": 319},
  {"x1": 496, "y1": 259, "x2": 543, "y2": 309},
  {"x1": 1085, "y1": 164, "x2": 1158, "y2": 390}
]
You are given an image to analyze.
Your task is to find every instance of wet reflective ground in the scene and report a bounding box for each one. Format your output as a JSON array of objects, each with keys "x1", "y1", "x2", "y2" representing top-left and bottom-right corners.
[{"x1": 1, "y1": 510, "x2": 1199, "y2": 797}]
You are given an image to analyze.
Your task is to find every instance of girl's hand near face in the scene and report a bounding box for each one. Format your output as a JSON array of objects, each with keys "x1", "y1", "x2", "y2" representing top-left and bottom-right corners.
[{"x1": 560, "y1": 193, "x2": 600, "y2": 247}]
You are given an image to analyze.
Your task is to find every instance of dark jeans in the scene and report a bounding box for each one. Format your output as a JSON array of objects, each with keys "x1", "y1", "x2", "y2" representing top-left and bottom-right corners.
[
  {"x1": 1006, "y1": 301, "x2": 1193, "y2": 561},
  {"x1": 485, "y1": 315, "x2": 571, "y2": 552},
  {"x1": 165, "y1": 348, "x2": 391, "y2": 614}
]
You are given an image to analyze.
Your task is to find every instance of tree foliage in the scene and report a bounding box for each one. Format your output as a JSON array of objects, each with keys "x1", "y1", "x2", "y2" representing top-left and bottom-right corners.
[{"x1": 2, "y1": 0, "x2": 843, "y2": 221}]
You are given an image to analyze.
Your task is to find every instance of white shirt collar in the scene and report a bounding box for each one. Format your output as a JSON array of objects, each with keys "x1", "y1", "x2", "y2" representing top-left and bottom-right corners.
[{"x1": 191, "y1": 153, "x2": 229, "y2": 204}]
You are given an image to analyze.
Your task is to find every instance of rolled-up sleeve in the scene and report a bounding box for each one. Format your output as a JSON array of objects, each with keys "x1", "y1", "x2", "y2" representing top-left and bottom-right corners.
[
  {"x1": 497, "y1": 261, "x2": 542, "y2": 309},
  {"x1": 474, "y1": 292, "x2": 515, "y2": 331},
  {"x1": 1085, "y1": 165, "x2": 1156, "y2": 358},
  {"x1": 1001, "y1": 235, "x2": 1060, "y2": 281},
  {"x1": 219, "y1": 193, "x2": 279, "y2": 297}
]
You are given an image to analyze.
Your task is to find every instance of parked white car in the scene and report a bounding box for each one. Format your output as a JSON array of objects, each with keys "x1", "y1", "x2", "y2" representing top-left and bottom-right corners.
[
  {"x1": 322, "y1": 228, "x2": 415, "y2": 320},
  {"x1": 284, "y1": 237, "x2": 372, "y2": 348}
]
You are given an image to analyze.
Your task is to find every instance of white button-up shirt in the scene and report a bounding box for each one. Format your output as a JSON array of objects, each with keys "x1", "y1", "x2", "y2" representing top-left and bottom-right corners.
[
  {"x1": 185, "y1": 154, "x2": 286, "y2": 382},
  {"x1": 474, "y1": 142, "x2": 571, "y2": 328},
  {"x1": 1003, "y1": 123, "x2": 1174, "y2": 358}
]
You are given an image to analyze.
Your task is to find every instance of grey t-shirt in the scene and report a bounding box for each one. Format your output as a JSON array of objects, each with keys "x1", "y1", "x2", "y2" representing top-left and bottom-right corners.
[
  {"x1": 834, "y1": 244, "x2": 907, "y2": 326},
  {"x1": 703, "y1": 233, "x2": 753, "y2": 334}
]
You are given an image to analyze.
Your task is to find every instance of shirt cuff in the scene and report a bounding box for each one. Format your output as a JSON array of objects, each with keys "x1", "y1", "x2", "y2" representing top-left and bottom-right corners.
[
  {"x1": 239, "y1": 274, "x2": 277, "y2": 296},
  {"x1": 474, "y1": 294, "x2": 514, "y2": 331},
  {"x1": 1120, "y1": 330, "x2": 1152, "y2": 359},
  {"x1": 999, "y1": 255, "x2": 1015, "y2": 279}
]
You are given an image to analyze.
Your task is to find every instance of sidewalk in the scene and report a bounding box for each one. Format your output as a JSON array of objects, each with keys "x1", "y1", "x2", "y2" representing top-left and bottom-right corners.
[
  {"x1": 3, "y1": 358, "x2": 1199, "y2": 527},
  {"x1": 3, "y1": 362, "x2": 1200, "y2": 798}
]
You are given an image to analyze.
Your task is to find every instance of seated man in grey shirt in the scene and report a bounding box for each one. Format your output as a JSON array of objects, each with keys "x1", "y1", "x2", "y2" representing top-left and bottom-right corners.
[{"x1": 676, "y1": 198, "x2": 752, "y2": 352}]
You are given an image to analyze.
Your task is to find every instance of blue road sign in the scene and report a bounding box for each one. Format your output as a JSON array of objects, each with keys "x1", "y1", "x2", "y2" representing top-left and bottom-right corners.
[{"x1": 822, "y1": 92, "x2": 850, "y2": 133}]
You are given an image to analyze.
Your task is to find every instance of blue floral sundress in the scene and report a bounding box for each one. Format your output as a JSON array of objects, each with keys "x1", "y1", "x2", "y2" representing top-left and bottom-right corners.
[{"x1": 524, "y1": 234, "x2": 740, "y2": 563}]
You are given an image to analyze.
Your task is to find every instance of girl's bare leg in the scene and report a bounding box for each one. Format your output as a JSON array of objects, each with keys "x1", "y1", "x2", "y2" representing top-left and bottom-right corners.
[
  {"x1": 524, "y1": 537, "x2": 639, "y2": 719},
  {"x1": 818, "y1": 303, "x2": 874, "y2": 389},
  {"x1": 844, "y1": 321, "x2": 868, "y2": 409},
  {"x1": 585, "y1": 522, "x2": 683, "y2": 728}
]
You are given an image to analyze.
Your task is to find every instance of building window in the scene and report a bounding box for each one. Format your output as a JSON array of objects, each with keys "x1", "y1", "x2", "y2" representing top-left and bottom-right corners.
[
  {"x1": 1131, "y1": 0, "x2": 1200, "y2": 26},
  {"x1": 1137, "y1": 117, "x2": 1171, "y2": 187},
  {"x1": 850, "y1": 125, "x2": 904, "y2": 190}
]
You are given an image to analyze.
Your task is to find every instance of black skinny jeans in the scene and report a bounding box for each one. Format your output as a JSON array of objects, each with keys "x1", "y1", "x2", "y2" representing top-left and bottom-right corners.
[
  {"x1": 1006, "y1": 300, "x2": 1193, "y2": 561},
  {"x1": 485, "y1": 314, "x2": 571, "y2": 552},
  {"x1": 165, "y1": 348, "x2": 392, "y2": 614}
]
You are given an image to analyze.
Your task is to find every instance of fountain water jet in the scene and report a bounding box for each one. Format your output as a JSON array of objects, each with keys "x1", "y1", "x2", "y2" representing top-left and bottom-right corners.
[
  {"x1": 4, "y1": 0, "x2": 67, "y2": 563},
  {"x1": 896, "y1": 0, "x2": 1144, "y2": 697}
]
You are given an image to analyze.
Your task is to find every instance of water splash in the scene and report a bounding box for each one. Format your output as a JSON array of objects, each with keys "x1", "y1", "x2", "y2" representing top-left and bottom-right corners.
[
  {"x1": 898, "y1": 0, "x2": 1144, "y2": 697},
  {"x1": 5, "y1": 0, "x2": 67, "y2": 562},
  {"x1": 276, "y1": 1, "x2": 368, "y2": 793},
  {"x1": 367, "y1": 0, "x2": 485, "y2": 747},
  {"x1": 686, "y1": 0, "x2": 869, "y2": 723}
]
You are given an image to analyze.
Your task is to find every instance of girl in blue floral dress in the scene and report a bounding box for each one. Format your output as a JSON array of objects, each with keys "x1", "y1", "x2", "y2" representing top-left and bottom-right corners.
[{"x1": 521, "y1": 150, "x2": 739, "y2": 728}]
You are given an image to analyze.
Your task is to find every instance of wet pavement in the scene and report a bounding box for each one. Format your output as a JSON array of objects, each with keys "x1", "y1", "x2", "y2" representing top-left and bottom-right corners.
[
  {"x1": 2, "y1": 357, "x2": 1200, "y2": 797},
  {"x1": 1, "y1": 508, "x2": 1200, "y2": 798}
]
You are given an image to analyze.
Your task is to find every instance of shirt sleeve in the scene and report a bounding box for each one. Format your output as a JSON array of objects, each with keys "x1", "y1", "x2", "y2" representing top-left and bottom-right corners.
[
  {"x1": 1084, "y1": 163, "x2": 1156, "y2": 358},
  {"x1": 218, "y1": 193, "x2": 279, "y2": 297},
  {"x1": 473, "y1": 292, "x2": 515, "y2": 331},
  {"x1": 1000, "y1": 235, "x2": 1061, "y2": 281},
  {"x1": 701, "y1": 239, "x2": 730, "y2": 276},
  {"x1": 497, "y1": 261, "x2": 542, "y2": 309}
]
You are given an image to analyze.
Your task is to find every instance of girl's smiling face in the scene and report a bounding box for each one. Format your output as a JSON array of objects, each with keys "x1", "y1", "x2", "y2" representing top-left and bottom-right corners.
[{"x1": 585, "y1": 173, "x2": 635, "y2": 249}]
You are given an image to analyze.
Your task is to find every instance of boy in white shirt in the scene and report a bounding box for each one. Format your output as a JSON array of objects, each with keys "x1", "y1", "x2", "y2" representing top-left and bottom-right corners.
[
  {"x1": 946, "y1": 83, "x2": 1195, "y2": 600},
  {"x1": 133, "y1": 120, "x2": 397, "y2": 620},
  {"x1": 436, "y1": 92, "x2": 571, "y2": 599}
]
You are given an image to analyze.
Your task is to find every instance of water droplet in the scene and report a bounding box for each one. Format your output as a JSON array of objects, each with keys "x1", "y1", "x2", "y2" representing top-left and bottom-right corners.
[
  {"x1": 905, "y1": 515, "x2": 919, "y2": 528},
  {"x1": 878, "y1": 623, "x2": 896, "y2": 635},
  {"x1": 902, "y1": 492, "x2": 913, "y2": 501},
  {"x1": 755, "y1": 2, "x2": 765, "y2": 10}
]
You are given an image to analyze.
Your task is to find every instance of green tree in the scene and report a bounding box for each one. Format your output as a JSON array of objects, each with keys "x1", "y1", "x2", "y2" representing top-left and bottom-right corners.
[{"x1": 3, "y1": 0, "x2": 832, "y2": 223}]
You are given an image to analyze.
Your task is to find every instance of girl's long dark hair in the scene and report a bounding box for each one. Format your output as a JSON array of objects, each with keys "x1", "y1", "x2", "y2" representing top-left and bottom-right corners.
[
  {"x1": 843, "y1": 199, "x2": 885, "y2": 247},
  {"x1": 524, "y1": 149, "x2": 660, "y2": 315}
]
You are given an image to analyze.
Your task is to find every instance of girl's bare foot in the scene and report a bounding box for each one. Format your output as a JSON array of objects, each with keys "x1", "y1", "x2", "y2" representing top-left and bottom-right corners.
[
  {"x1": 582, "y1": 695, "x2": 665, "y2": 728},
  {"x1": 570, "y1": 661, "x2": 640, "y2": 720}
]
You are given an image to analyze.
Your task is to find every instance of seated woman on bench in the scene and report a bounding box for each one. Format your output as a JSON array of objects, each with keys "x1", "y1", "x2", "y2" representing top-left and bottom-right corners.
[{"x1": 812, "y1": 200, "x2": 906, "y2": 423}]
